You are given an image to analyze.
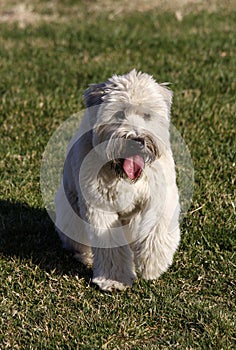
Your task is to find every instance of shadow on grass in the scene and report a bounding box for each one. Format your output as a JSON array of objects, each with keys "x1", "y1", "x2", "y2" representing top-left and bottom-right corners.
[{"x1": 0, "y1": 200, "x2": 92, "y2": 281}]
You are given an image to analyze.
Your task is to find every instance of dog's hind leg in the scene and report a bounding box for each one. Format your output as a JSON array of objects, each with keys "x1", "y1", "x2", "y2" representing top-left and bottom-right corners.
[
  {"x1": 57, "y1": 229, "x2": 93, "y2": 267},
  {"x1": 55, "y1": 184, "x2": 93, "y2": 266}
]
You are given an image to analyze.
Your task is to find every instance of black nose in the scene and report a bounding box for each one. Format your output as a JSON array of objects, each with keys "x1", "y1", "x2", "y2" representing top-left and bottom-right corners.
[{"x1": 133, "y1": 137, "x2": 145, "y2": 148}]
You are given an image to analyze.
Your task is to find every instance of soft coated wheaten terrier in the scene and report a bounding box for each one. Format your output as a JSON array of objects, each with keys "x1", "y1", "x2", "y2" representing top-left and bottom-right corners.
[{"x1": 55, "y1": 69, "x2": 180, "y2": 291}]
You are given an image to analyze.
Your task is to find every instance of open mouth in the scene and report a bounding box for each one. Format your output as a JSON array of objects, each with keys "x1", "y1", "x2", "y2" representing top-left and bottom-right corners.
[{"x1": 122, "y1": 155, "x2": 145, "y2": 180}]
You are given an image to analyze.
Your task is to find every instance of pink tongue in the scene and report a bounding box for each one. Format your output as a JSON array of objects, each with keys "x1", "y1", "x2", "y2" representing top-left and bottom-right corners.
[{"x1": 123, "y1": 155, "x2": 144, "y2": 180}]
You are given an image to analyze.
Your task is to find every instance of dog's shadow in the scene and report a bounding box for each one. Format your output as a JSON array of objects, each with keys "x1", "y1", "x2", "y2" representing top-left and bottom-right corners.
[{"x1": 0, "y1": 200, "x2": 92, "y2": 282}]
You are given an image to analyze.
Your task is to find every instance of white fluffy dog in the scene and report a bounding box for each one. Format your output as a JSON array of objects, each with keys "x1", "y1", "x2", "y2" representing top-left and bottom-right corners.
[{"x1": 55, "y1": 69, "x2": 180, "y2": 291}]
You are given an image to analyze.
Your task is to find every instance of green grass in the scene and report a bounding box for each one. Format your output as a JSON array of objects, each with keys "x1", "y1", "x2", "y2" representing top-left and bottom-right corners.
[{"x1": 0, "y1": 2, "x2": 235, "y2": 349}]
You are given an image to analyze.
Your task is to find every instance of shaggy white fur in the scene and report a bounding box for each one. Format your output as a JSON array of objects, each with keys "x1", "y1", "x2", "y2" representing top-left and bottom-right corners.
[{"x1": 55, "y1": 69, "x2": 180, "y2": 291}]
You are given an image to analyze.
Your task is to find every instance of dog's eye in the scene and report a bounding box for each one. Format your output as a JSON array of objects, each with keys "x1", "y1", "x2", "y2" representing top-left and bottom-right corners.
[{"x1": 113, "y1": 111, "x2": 125, "y2": 120}]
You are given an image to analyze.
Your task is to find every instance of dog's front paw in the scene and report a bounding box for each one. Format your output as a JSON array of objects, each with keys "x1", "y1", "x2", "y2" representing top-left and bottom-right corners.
[{"x1": 92, "y1": 277, "x2": 130, "y2": 291}]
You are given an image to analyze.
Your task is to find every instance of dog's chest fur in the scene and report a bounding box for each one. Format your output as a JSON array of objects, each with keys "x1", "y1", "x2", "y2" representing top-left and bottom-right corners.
[{"x1": 97, "y1": 163, "x2": 149, "y2": 221}]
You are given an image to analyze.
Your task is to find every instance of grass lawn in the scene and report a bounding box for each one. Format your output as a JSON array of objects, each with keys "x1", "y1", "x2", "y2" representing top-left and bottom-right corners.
[{"x1": 0, "y1": 1, "x2": 235, "y2": 349}]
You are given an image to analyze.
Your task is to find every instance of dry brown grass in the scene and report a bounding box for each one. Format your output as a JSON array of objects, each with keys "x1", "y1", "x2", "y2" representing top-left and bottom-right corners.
[{"x1": 0, "y1": 0, "x2": 235, "y2": 27}]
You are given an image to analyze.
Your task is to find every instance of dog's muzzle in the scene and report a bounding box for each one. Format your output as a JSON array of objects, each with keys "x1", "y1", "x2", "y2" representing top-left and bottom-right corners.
[{"x1": 111, "y1": 136, "x2": 158, "y2": 182}]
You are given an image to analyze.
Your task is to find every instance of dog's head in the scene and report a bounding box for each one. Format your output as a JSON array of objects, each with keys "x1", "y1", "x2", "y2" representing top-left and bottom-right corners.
[{"x1": 83, "y1": 69, "x2": 173, "y2": 182}]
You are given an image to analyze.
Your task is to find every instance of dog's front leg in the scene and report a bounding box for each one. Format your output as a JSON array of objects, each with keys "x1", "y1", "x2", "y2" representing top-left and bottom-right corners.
[
  {"x1": 132, "y1": 222, "x2": 180, "y2": 280},
  {"x1": 92, "y1": 245, "x2": 137, "y2": 291},
  {"x1": 88, "y1": 213, "x2": 137, "y2": 291}
]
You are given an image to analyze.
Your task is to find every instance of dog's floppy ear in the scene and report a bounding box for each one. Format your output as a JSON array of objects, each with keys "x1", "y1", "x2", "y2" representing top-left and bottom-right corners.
[
  {"x1": 159, "y1": 83, "x2": 173, "y2": 116},
  {"x1": 83, "y1": 82, "x2": 108, "y2": 108}
]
